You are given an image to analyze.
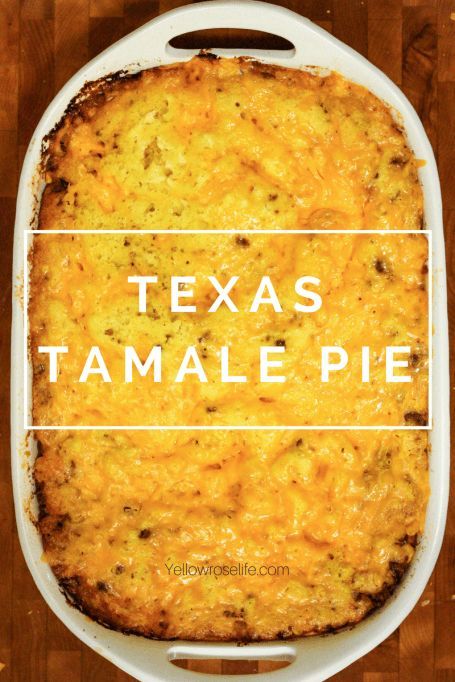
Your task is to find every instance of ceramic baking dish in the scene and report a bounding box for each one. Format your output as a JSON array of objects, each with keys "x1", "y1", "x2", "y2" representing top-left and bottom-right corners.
[{"x1": 11, "y1": 1, "x2": 450, "y2": 680}]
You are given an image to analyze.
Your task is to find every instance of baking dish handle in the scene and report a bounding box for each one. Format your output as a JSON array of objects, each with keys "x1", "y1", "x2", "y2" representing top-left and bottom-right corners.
[
  {"x1": 167, "y1": 642, "x2": 297, "y2": 679},
  {"x1": 150, "y1": 0, "x2": 317, "y2": 62}
]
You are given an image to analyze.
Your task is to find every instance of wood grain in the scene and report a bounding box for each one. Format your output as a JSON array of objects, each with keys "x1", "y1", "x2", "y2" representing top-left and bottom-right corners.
[{"x1": 0, "y1": 1, "x2": 454, "y2": 680}]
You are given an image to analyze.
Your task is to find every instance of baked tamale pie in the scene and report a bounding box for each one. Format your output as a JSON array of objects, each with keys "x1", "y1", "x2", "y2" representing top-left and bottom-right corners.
[{"x1": 32, "y1": 56, "x2": 429, "y2": 641}]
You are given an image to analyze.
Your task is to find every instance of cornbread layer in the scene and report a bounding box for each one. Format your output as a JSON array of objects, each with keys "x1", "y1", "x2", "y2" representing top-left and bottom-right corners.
[
  {"x1": 40, "y1": 57, "x2": 423, "y2": 231},
  {"x1": 33, "y1": 56, "x2": 428, "y2": 640}
]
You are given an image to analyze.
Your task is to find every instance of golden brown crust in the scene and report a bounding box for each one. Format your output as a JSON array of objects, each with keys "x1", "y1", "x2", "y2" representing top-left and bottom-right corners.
[
  {"x1": 32, "y1": 55, "x2": 429, "y2": 641},
  {"x1": 37, "y1": 470, "x2": 416, "y2": 641},
  {"x1": 38, "y1": 55, "x2": 423, "y2": 232},
  {"x1": 33, "y1": 428, "x2": 428, "y2": 640}
]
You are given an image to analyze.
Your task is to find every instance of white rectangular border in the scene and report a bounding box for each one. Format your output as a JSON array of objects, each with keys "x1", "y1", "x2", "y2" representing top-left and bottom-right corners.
[{"x1": 24, "y1": 229, "x2": 432, "y2": 431}]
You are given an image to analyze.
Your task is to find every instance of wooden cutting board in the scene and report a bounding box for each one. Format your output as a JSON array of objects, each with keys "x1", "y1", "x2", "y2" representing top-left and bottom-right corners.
[{"x1": 0, "y1": 1, "x2": 453, "y2": 680}]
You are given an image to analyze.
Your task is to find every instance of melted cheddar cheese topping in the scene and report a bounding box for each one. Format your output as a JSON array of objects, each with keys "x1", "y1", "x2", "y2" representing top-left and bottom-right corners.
[
  {"x1": 40, "y1": 57, "x2": 423, "y2": 232},
  {"x1": 33, "y1": 57, "x2": 428, "y2": 641}
]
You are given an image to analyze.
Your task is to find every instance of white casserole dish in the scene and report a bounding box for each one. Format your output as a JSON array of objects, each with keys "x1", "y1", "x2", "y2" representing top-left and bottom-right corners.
[{"x1": 11, "y1": 2, "x2": 450, "y2": 680}]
